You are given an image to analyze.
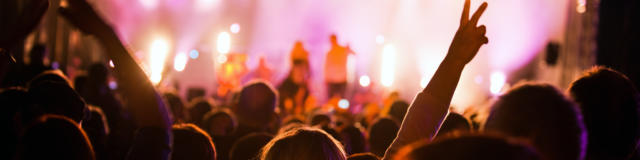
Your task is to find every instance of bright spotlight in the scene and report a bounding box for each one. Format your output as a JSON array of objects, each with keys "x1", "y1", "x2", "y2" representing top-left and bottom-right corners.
[
  {"x1": 174, "y1": 52, "x2": 188, "y2": 72},
  {"x1": 359, "y1": 75, "x2": 371, "y2": 87},
  {"x1": 149, "y1": 38, "x2": 170, "y2": 84},
  {"x1": 217, "y1": 32, "x2": 231, "y2": 54},
  {"x1": 490, "y1": 71, "x2": 507, "y2": 95},
  {"x1": 338, "y1": 99, "x2": 350, "y2": 109},
  {"x1": 189, "y1": 49, "x2": 199, "y2": 59},
  {"x1": 380, "y1": 44, "x2": 396, "y2": 87},
  {"x1": 230, "y1": 23, "x2": 241, "y2": 34},
  {"x1": 376, "y1": 35, "x2": 385, "y2": 44},
  {"x1": 109, "y1": 60, "x2": 115, "y2": 68},
  {"x1": 195, "y1": 0, "x2": 220, "y2": 12},
  {"x1": 139, "y1": 0, "x2": 158, "y2": 9},
  {"x1": 420, "y1": 75, "x2": 429, "y2": 88}
]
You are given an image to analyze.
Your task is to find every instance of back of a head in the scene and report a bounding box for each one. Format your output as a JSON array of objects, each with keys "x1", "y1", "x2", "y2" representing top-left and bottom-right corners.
[
  {"x1": 235, "y1": 81, "x2": 277, "y2": 128},
  {"x1": 188, "y1": 98, "x2": 213, "y2": 125},
  {"x1": 230, "y1": 133, "x2": 273, "y2": 160},
  {"x1": 368, "y1": 118, "x2": 399, "y2": 157},
  {"x1": 569, "y1": 66, "x2": 640, "y2": 159},
  {"x1": 28, "y1": 80, "x2": 87, "y2": 122},
  {"x1": 19, "y1": 114, "x2": 95, "y2": 160},
  {"x1": 484, "y1": 83, "x2": 586, "y2": 160},
  {"x1": 171, "y1": 123, "x2": 216, "y2": 160},
  {"x1": 436, "y1": 112, "x2": 472, "y2": 138},
  {"x1": 28, "y1": 70, "x2": 72, "y2": 87},
  {"x1": 28, "y1": 44, "x2": 47, "y2": 64},
  {"x1": 163, "y1": 92, "x2": 186, "y2": 123},
  {"x1": 0, "y1": 87, "x2": 29, "y2": 160},
  {"x1": 310, "y1": 114, "x2": 332, "y2": 127},
  {"x1": 347, "y1": 153, "x2": 380, "y2": 160},
  {"x1": 201, "y1": 109, "x2": 236, "y2": 137},
  {"x1": 394, "y1": 134, "x2": 539, "y2": 160},
  {"x1": 340, "y1": 125, "x2": 366, "y2": 155},
  {"x1": 82, "y1": 106, "x2": 109, "y2": 160},
  {"x1": 261, "y1": 127, "x2": 346, "y2": 160},
  {"x1": 388, "y1": 101, "x2": 409, "y2": 122}
]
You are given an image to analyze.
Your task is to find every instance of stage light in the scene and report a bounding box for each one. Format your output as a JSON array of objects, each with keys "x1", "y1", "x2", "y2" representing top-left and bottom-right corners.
[
  {"x1": 139, "y1": 0, "x2": 158, "y2": 9},
  {"x1": 217, "y1": 32, "x2": 231, "y2": 54},
  {"x1": 338, "y1": 99, "x2": 350, "y2": 109},
  {"x1": 230, "y1": 23, "x2": 241, "y2": 34},
  {"x1": 195, "y1": 0, "x2": 220, "y2": 12},
  {"x1": 109, "y1": 81, "x2": 118, "y2": 90},
  {"x1": 381, "y1": 44, "x2": 396, "y2": 87},
  {"x1": 376, "y1": 35, "x2": 385, "y2": 44},
  {"x1": 189, "y1": 49, "x2": 199, "y2": 59},
  {"x1": 490, "y1": 71, "x2": 506, "y2": 95},
  {"x1": 359, "y1": 75, "x2": 371, "y2": 87},
  {"x1": 52, "y1": 61, "x2": 59, "y2": 69},
  {"x1": 109, "y1": 60, "x2": 115, "y2": 68},
  {"x1": 174, "y1": 52, "x2": 188, "y2": 72},
  {"x1": 149, "y1": 38, "x2": 170, "y2": 84}
]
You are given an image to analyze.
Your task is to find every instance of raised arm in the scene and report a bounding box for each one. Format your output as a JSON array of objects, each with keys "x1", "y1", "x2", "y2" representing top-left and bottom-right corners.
[
  {"x1": 59, "y1": 0, "x2": 171, "y2": 130},
  {"x1": 382, "y1": 0, "x2": 488, "y2": 159}
]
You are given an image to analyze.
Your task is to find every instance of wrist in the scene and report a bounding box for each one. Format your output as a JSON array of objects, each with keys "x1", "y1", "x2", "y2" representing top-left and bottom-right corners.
[{"x1": 442, "y1": 54, "x2": 468, "y2": 69}]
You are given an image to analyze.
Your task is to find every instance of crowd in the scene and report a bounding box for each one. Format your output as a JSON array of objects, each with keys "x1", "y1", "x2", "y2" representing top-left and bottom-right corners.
[{"x1": 1, "y1": 0, "x2": 639, "y2": 160}]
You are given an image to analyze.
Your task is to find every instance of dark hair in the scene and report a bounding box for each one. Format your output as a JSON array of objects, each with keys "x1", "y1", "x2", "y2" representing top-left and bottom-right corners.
[
  {"x1": 171, "y1": 123, "x2": 216, "y2": 160},
  {"x1": 234, "y1": 81, "x2": 277, "y2": 128},
  {"x1": 0, "y1": 87, "x2": 29, "y2": 160},
  {"x1": 340, "y1": 125, "x2": 366, "y2": 155},
  {"x1": 88, "y1": 63, "x2": 108, "y2": 85},
  {"x1": 188, "y1": 98, "x2": 214, "y2": 125},
  {"x1": 28, "y1": 70, "x2": 72, "y2": 88},
  {"x1": 484, "y1": 83, "x2": 586, "y2": 160},
  {"x1": 229, "y1": 133, "x2": 274, "y2": 160},
  {"x1": 568, "y1": 66, "x2": 640, "y2": 159},
  {"x1": 261, "y1": 127, "x2": 346, "y2": 160},
  {"x1": 201, "y1": 108, "x2": 237, "y2": 137},
  {"x1": 310, "y1": 114, "x2": 332, "y2": 127},
  {"x1": 368, "y1": 118, "x2": 399, "y2": 157},
  {"x1": 28, "y1": 80, "x2": 87, "y2": 122},
  {"x1": 82, "y1": 106, "x2": 109, "y2": 160},
  {"x1": 388, "y1": 101, "x2": 409, "y2": 122},
  {"x1": 347, "y1": 152, "x2": 379, "y2": 160},
  {"x1": 436, "y1": 112, "x2": 471, "y2": 138},
  {"x1": 19, "y1": 114, "x2": 95, "y2": 160},
  {"x1": 394, "y1": 134, "x2": 539, "y2": 160},
  {"x1": 163, "y1": 92, "x2": 186, "y2": 123}
]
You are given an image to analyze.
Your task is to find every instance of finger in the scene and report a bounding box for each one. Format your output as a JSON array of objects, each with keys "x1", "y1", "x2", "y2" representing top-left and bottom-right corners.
[
  {"x1": 481, "y1": 36, "x2": 489, "y2": 44},
  {"x1": 469, "y1": 2, "x2": 488, "y2": 27},
  {"x1": 478, "y1": 25, "x2": 486, "y2": 35},
  {"x1": 460, "y1": 0, "x2": 470, "y2": 25}
]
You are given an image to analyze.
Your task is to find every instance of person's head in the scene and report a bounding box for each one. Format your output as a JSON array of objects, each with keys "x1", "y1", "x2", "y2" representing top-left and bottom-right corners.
[
  {"x1": 568, "y1": 66, "x2": 640, "y2": 159},
  {"x1": 82, "y1": 106, "x2": 109, "y2": 160},
  {"x1": 87, "y1": 63, "x2": 109, "y2": 85},
  {"x1": 310, "y1": 114, "x2": 332, "y2": 127},
  {"x1": 261, "y1": 127, "x2": 346, "y2": 160},
  {"x1": 28, "y1": 44, "x2": 47, "y2": 65},
  {"x1": 0, "y1": 87, "x2": 29, "y2": 160},
  {"x1": 163, "y1": 92, "x2": 186, "y2": 123},
  {"x1": 188, "y1": 98, "x2": 214, "y2": 125},
  {"x1": 278, "y1": 122, "x2": 306, "y2": 134},
  {"x1": 436, "y1": 112, "x2": 472, "y2": 138},
  {"x1": 368, "y1": 118, "x2": 399, "y2": 157},
  {"x1": 234, "y1": 81, "x2": 277, "y2": 128},
  {"x1": 340, "y1": 125, "x2": 366, "y2": 155},
  {"x1": 229, "y1": 133, "x2": 274, "y2": 160},
  {"x1": 171, "y1": 123, "x2": 216, "y2": 160},
  {"x1": 394, "y1": 134, "x2": 539, "y2": 160},
  {"x1": 347, "y1": 153, "x2": 379, "y2": 160},
  {"x1": 484, "y1": 83, "x2": 586, "y2": 160},
  {"x1": 19, "y1": 114, "x2": 95, "y2": 160},
  {"x1": 388, "y1": 100, "x2": 409, "y2": 123},
  {"x1": 28, "y1": 70, "x2": 72, "y2": 87},
  {"x1": 28, "y1": 80, "x2": 87, "y2": 123},
  {"x1": 201, "y1": 108, "x2": 236, "y2": 137},
  {"x1": 330, "y1": 34, "x2": 338, "y2": 45}
]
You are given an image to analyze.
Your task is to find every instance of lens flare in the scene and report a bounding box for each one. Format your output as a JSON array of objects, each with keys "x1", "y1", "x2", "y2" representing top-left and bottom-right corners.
[
  {"x1": 338, "y1": 99, "x2": 350, "y2": 109},
  {"x1": 381, "y1": 44, "x2": 396, "y2": 87},
  {"x1": 149, "y1": 38, "x2": 170, "y2": 84},
  {"x1": 230, "y1": 23, "x2": 241, "y2": 34}
]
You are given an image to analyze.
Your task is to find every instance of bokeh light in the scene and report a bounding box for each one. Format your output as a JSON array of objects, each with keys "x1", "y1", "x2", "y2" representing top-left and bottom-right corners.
[
  {"x1": 490, "y1": 71, "x2": 507, "y2": 95},
  {"x1": 338, "y1": 99, "x2": 350, "y2": 109},
  {"x1": 230, "y1": 23, "x2": 241, "y2": 34},
  {"x1": 217, "y1": 32, "x2": 231, "y2": 54},
  {"x1": 149, "y1": 38, "x2": 170, "y2": 84},
  {"x1": 174, "y1": 52, "x2": 188, "y2": 72},
  {"x1": 381, "y1": 44, "x2": 396, "y2": 87},
  {"x1": 359, "y1": 75, "x2": 371, "y2": 87},
  {"x1": 189, "y1": 49, "x2": 199, "y2": 59}
]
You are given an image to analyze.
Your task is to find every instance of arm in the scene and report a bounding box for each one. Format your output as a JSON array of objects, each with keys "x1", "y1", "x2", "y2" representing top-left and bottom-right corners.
[
  {"x1": 59, "y1": 0, "x2": 171, "y2": 130},
  {"x1": 382, "y1": 0, "x2": 488, "y2": 159}
]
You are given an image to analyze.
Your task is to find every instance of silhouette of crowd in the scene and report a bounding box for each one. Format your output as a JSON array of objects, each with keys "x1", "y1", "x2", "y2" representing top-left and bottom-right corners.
[{"x1": 1, "y1": 0, "x2": 639, "y2": 160}]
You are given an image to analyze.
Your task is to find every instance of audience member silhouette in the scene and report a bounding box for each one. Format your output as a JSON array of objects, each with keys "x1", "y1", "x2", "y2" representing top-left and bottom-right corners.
[
  {"x1": 232, "y1": 81, "x2": 277, "y2": 138},
  {"x1": 347, "y1": 153, "x2": 380, "y2": 160},
  {"x1": 435, "y1": 112, "x2": 471, "y2": 138},
  {"x1": 202, "y1": 109, "x2": 237, "y2": 160},
  {"x1": 188, "y1": 97, "x2": 214, "y2": 125},
  {"x1": 387, "y1": 100, "x2": 409, "y2": 123},
  {"x1": 568, "y1": 66, "x2": 640, "y2": 159},
  {"x1": 163, "y1": 92, "x2": 187, "y2": 123},
  {"x1": 484, "y1": 83, "x2": 586, "y2": 160},
  {"x1": 261, "y1": 127, "x2": 346, "y2": 160},
  {"x1": 394, "y1": 134, "x2": 539, "y2": 160},
  {"x1": 82, "y1": 106, "x2": 109, "y2": 160},
  {"x1": 368, "y1": 118, "x2": 399, "y2": 157},
  {"x1": 18, "y1": 114, "x2": 95, "y2": 160},
  {"x1": 229, "y1": 133, "x2": 274, "y2": 160},
  {"x1": 340, "y1": 125, "x2": 367, "y2": 155},
  {"x1": 171, "y1": 123, "x2": 217, "y2": 160}
]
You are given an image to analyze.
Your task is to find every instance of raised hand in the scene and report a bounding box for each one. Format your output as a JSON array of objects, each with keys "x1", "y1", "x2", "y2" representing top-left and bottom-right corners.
[{"x1": 445, "y1": 0, "x2": 488, "y2": 66}]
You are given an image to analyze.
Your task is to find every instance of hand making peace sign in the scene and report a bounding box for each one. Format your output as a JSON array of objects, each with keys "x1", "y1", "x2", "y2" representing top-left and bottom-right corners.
[{"x1": 446, "y1": 0, "x2": 488, "y2": 66}]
